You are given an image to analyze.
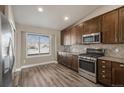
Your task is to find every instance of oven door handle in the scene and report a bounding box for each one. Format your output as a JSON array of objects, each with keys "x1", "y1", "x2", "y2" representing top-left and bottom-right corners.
[{"x1": 79, "y1": 58, "x2": 95, "y2": 63}]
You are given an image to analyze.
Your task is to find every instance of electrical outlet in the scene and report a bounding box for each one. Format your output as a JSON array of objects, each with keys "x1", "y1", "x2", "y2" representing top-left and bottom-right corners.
[
  {"x1": 115, "y1": 48, "x2": 119, "y2": 53},
  {"x1": 24, "y1": 60, "x2": 25, "y2": 64}
]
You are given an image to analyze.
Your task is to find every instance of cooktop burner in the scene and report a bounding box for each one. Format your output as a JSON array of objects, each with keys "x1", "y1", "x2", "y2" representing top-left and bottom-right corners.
[{"x1": 79, "y1": 53, "x2": 103, "y2": 58}]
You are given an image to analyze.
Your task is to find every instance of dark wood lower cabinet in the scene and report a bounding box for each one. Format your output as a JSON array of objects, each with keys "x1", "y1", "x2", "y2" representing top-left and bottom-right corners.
[
  {"x1": 98, "y1": 60, "x2": 112, "y2": 86},
  {"x1": 98, "y1": 59, "x2": 124, "y2": 86},
  {"x1": 57, "y1": 52, "x2": 78, "y2": 72},
  {"x1": 112, "y1": 62, "x2": 124, "y2": 86},
  {"x1": 71, "y1": 55, "x2": 78, "y2": 71}
]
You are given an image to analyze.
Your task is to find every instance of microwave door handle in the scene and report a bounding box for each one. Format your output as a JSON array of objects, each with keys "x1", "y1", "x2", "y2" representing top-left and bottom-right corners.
[{"x1": 93, "y1": 36, "x2": 95, "y2": 43}]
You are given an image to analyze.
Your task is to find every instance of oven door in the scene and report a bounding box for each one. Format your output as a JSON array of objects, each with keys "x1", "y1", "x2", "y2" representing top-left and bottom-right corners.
[{"x1": 79, "y1": 58, "x2": 96, "y2": 77}]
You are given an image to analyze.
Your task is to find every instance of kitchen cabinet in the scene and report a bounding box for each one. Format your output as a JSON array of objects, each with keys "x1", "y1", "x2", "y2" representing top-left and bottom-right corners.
[
  {"x1": 61, "y1": 25, "x2": 82, "y2": 45},
  {"x1": 57, "y1": 52, "x2": 66, "y2": 65},
  {"x1": 57, "y1": 52, "x2": 78, "y2": 72},
  {"x1": 102, "y1": 10, "x2": 119, "y2": 44},
  {"x1": 61, "y1": 28, "x2": 71, "y2": 45},
  {"x1": 83, "y1": 16, "x2": 102, "y2": 35},
  {"x1": 119, "y1": 7, "x2": 124, "y2": 43},
  {"x1": 98, "y1": 59, "x2": 112, "y2": 86},
  {"x1": 70, "y1": 26, "x2": 82, "y2": 45},
  {"x1": 61, "y1": 29, "x2": 65, "y2": 45},
  {"x1": 0, "y1": 5, "x2": 5, "y2": 14},
  {"x1": 112, "y1": 62, "x2": 124, "y2": 86},
  {"x1": 71, "y1": 55, "x2": 78, "y2": 71},
  {"x1": 61, "y1": 6, "x2": 124, "y2": 44},
  {"x1": 98, "y1": 59, "x2": 124, "y2": 86}
]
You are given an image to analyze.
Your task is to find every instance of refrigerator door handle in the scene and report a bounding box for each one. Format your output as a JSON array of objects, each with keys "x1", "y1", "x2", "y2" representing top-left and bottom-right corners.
[{"x1": 8, "y1": 39, "x2": 15, "y2": 71}]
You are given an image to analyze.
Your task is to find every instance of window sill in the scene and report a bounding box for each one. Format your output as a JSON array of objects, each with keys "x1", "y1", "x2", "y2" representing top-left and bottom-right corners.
[{"x1": 26, "y1": 53, "x2": 51, "y2": 58}]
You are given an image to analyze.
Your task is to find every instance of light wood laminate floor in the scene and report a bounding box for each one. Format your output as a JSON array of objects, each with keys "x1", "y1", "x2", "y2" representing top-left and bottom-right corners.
[{"x1": 14, "y1": 63, "x2": 102, "y2": 87}]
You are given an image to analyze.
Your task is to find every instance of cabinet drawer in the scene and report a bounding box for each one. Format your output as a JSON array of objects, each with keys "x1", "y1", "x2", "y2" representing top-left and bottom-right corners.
[
  {"x1": 98, "y1": 76, "x2": 111, "y2": 85},
  {"x1": 98, "y1": 68, "x2": 111, "y2": 75},
  {"x1": 98, "y1": 59, "x2": 112, "y2": 86},
  {"x1": 112, "y1": 62, "x2": 124, "y2": 68},
  {"x1": 98, "y1": 60, "x2": 111, "y2": 69},
  {"x1": 98, "y1": 70, "x2": 112, "y2": 85}
]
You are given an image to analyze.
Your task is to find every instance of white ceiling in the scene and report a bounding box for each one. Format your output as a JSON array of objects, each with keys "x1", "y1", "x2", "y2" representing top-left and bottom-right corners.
[{"x1": 13, "y1": 5, "x2": 102, "y2": 31}]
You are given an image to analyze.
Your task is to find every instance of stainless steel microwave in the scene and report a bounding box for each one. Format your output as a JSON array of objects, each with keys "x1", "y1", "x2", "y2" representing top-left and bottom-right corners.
[{"x1": 82, "y1": 32, "x2": 101, "y2": 44}]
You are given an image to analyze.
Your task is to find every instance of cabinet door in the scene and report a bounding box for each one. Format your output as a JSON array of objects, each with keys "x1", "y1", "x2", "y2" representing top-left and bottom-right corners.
[
  {"x1": 66, "y1": 54, "x2": 73, "y2": 68},
  {"x1": 102, "y1": 10, "x2": 119, "y2": 43},
  {"x1": 70, "y1": 26, "x2": 82, "y2": 45},
  {"x1": 61, "y1": 29, "x2": 71, "y2": 45},
  {"x1": 57, "y1": 52, "x2": 63, "y2": 64},
  {"x1": 83, "y1": 16, "x2": 101, "y2": 34},
  {"x1": 119, "y1": 7, "x2": 124, "y2": 43},
  {"x1": 0, "y1": 5, "x2": 5, "y2": 14},
  {"x1": 112, "y1": 62, "x2": 124, "y2": 86},
  {"x1": 62, "y1": 52, "x2": 67, "y2": 66},
  {"x1": 70, "y1": 27, "x2": 76, "y2": 45},
  {"x1": 64, "y1": 29, "x2": 71, "y2": 45},
  {"x1": 71, "y1": 55, "x2": 78, "y2": 72},
  {"x1": 61, "y1": 30, "x2": 65, "y2": 45},
  {"x1": 75, "y1": 25, "x2": 83, "y2": 44}
]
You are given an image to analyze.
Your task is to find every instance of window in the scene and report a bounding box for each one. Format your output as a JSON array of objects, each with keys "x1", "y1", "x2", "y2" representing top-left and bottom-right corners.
[{"x1": 26, "y1": 33, "x2": 50, "y2": 56}]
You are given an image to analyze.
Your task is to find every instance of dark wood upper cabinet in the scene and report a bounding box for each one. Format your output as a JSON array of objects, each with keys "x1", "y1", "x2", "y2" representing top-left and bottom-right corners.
[
  {"x1": 0, "y1": 5, "x2": 5, "y2": 14},
  {"x1": 61, "y1": 7, "x2": 124, "y2": 45},
  {"x1": 70, "y1": 26, "x2": 82, "y2": 45},
  {"x1": 61, "y1": 30, "x2": 65, "y2": 45},
  {"x1": 61, "y1": 28, "x2": 71, "y2": 45},
  {"x1": 119, "y1": 7, "x2": 124, "y2": 43},
  {"x1": 83, "y1": 16, "x2": 102, "y2": 35},
  {"x1": 61, "y1": 25, "x2": 82, "y2": 45},
  {"x1": 102, "y1": 10, "x2": 119, "y2": 44},
  {"x1": 65, "y1": 28, "x2": 71, "y2": 45}
]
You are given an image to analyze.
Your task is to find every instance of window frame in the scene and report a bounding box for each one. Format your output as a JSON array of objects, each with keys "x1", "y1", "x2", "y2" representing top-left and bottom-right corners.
[{"x1": 26, "y1": 33, "x2": 52, "y2": 58}]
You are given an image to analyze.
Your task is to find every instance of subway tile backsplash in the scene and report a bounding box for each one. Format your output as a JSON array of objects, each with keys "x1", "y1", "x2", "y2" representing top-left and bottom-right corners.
[{"x1": 60, "y1": 44, "x2": 124, "y2": 59}]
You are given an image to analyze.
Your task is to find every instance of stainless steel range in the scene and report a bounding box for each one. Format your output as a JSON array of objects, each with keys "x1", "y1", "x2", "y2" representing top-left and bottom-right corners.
[{"x1": 78, "y1": 48, "x2": 105, "y2": 83}]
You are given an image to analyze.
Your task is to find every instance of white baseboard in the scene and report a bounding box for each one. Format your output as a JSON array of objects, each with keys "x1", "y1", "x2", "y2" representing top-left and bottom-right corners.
[{"x1": 15, "y1": 61, "x2": 57, "y2": 72}]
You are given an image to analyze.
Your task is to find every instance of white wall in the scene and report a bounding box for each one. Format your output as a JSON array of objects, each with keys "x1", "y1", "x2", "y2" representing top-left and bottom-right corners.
[{"x1": 15, "y1": 24, "x2": 60, "y2": 70}]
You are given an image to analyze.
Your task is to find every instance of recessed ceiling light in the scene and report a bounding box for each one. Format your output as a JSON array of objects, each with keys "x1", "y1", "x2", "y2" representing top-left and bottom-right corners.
[
  {"x1": 38, "y1": 7, "x2": 43, "y2": 12},
  {"x1": 64, "y1": 16, "x2": 69, "y2": 21}
]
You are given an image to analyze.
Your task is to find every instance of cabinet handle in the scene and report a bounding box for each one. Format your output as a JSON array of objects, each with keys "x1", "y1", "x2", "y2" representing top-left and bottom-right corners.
[
  {"x1": 102, "y1": 66, "x2": 106, "y2": 68},
  {"x1": 102, "y1": 61, "x2": 106, "y2": 63},
  {"x1": 120, "y1": 64, "x2": 124, "y2": 67},
  {"x1": 102, "y1": 75, "x2": 106, "y2": 78},
  {"x1": 115, "y1": 30, "x2": 118, "y2": 42},
  {"x1": 102, "y1": 70, "x2": 105, "y2": 73}
]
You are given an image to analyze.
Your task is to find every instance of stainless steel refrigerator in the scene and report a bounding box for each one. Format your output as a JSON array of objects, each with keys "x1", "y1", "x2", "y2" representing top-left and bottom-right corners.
[{"x1": 0, "y1": 13, "x2": 15, "y2": 87}]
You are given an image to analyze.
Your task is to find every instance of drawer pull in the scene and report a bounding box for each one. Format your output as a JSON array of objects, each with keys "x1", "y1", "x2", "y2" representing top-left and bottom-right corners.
[
  {"x1": 102, "y1": 61, "x2": 106, "y2": 63},
  {"x1": 102, "y1": 66, "x2": 106, "y2": 68},
  {"x1": 102, "y1": 70, "x2": 105, "y2": 73},
  {"x1": 120, "y1": 64, "x2": 124, "y2": 67},
  {"x1": 102, "y1": 75, "x2": 106, "y2": 78}
]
